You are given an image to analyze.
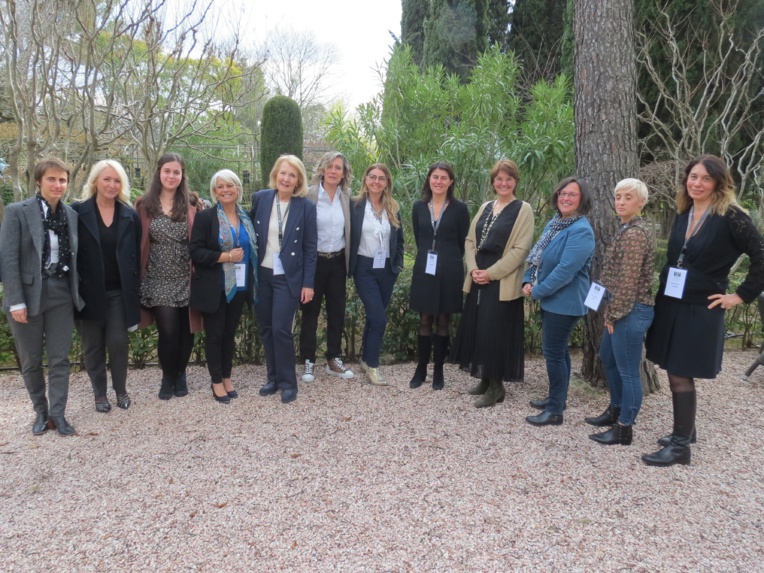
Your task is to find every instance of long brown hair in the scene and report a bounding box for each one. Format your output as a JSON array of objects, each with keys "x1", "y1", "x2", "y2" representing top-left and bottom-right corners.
[
  {"x1": 676, "y1": 155, "x2": 742, "y2": 216},
  {"x1": 139, "y1": 153, "x2": 191, "y2": 222},
  {"x1": 353, "y1": 163, "x2": 400, "y2": 228}
]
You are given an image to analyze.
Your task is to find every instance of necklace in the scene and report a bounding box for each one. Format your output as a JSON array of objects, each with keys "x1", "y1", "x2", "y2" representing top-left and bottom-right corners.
[{"x1": 478, "y1": 201, "x2": 503, "y2": 249}]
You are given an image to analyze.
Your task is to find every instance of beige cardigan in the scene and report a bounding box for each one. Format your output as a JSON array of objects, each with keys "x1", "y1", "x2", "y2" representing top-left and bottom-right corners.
[{"x1": 462, "y1": 200, "x2": 534, "y2": 301}]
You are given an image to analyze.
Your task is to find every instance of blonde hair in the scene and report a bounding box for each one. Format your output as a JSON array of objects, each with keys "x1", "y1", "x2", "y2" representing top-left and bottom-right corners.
[
  {"x1": 614, "y1": 178, "x2": 649, "y2": 203},
  {"x1": 354, "y1": 163, "x2": 400, "y2": 228},
  {"x1": 209, "y1": 169, "x2": 243, "y2": 204},
  {"x1": 268, "y1": 155, "x2": 308, "y2": 198},
  {"x1": 80, "y1": 160, "x2": 132, "y2": 205},
  {"x1": 676, "y1": 155, "x2": 742, "y2": 215}
]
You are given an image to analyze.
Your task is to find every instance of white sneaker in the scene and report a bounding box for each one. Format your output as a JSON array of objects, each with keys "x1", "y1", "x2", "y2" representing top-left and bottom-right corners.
[
  {"x1": 366, "y1": 367, "x2": 387, "y2": 386},
  {"x1": 301, "y1": 360, "x2": 315, "y2": 383},
  {"x1": 326, "y1": 357, "x2": 354, "y2": 379}
]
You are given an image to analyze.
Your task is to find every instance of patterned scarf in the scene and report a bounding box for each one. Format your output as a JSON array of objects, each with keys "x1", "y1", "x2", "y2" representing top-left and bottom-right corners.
[
  {"x1": 217, "y1": 203, "x2": 259, "y2": 303},
  {"x1": 37, "y1": 193, "x2": 72, "y2": 277},
  {"x1": 525, "y1": 213, "x2": 582, "y2": 285}
]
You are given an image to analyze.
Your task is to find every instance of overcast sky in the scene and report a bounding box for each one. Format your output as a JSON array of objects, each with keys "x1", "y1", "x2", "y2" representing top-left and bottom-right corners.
[{"x1": 225, "y1": 0, "x2": 403, "y2": 109}]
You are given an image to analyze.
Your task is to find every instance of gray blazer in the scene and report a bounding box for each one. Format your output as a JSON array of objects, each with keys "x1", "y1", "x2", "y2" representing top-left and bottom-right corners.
[
  {"x1": 0, "y1": 196, "x2": 84, "y2": 315},
  {"x1": 306, "y1": 183, "x2": 352, "y2": 274}
]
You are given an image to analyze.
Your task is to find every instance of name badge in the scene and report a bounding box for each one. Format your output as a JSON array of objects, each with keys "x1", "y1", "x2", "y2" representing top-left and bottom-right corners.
[
  {"x1": 664, "y1": 267, "x2": 687, "y2": 299},
  {"x1": 584, "y1": 282, "x2": 606, "y2": 311},
  {"x1": 373, "y1": 249, "x2": 387, "y2": 269},
  {"x1": 425, "y1": 251, "x2": 438, "y2": 275},
  {"x1": 273, "y1": 254, "x2": 285, "y2": 275},
  {"x1": 235, "y1": 263, "x2": 246, "y2": 287}
]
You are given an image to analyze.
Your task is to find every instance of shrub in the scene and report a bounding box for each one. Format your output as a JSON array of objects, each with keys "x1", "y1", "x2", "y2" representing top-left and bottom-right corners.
[{"x1": 260, "y1": 95, "x2": 303, "y2": 187}]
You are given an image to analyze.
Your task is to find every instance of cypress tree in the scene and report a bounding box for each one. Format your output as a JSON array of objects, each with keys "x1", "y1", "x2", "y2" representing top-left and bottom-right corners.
[
  {"x1": 422, "y1": 0, "x2": 488, "y2": 81},
  {"x1": 259, "y1": 95, "x2": 303, "y2": 187},
  {"x1": 401, "y1": 0, "x2": 430, "y2": 66}
]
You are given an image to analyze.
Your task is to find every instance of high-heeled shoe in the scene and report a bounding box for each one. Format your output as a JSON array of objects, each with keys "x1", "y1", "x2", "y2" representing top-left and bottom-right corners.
[{"x1": 211, "y1": 383, "x2": 231, "y2": 404}]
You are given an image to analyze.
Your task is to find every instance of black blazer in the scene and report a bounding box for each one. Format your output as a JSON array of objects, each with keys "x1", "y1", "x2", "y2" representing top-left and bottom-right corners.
[
  {"x1": 71, "y1": 197, "x2": 141, "y2": 326},
  {"x1": 348, "y1": 198, "x2": 404, "y2": 276},
  {"x1": 250, "y1": 189, "x2": 318, "y2": 299},
  {"x1": 189, "y1": 206, "x2": 256, "y2": 314}
]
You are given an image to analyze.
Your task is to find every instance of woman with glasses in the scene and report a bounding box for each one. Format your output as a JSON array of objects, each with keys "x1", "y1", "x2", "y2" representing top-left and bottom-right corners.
[
  {"x1": 451, "y1": 160, "x2": 534, "y2": 406},
  {"x1": 348, "y1": 164, "x2": 404, "y2": 386},
  {"x1": 408, "y1": 162, "x2": 470, "y2": 390},
  {"x1": 523, "y1": 177, "x2": 595, "y2": 426}
]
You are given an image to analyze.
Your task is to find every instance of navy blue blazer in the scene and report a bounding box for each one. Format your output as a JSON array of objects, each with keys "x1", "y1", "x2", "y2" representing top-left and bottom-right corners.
[
  {"x1": 348, "y1": 198, "x2": 404, "y2": 276},
  {"x1": 250, "y1": 189, "x2": 317, "y2": 299},
  {"x1": 71, "y1": 197, "x2": 141, "y2": 326}
]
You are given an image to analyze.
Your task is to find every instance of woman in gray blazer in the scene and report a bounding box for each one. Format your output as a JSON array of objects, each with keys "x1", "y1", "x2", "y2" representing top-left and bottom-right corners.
[{"x1": 0, "y1": 157, "x2": 84, "y2": 436}]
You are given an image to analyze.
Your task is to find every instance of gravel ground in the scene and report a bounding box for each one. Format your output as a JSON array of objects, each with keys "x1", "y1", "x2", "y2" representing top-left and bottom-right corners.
[{"x1": 1, "y1": 350, "x2": 763, "y2": 573}]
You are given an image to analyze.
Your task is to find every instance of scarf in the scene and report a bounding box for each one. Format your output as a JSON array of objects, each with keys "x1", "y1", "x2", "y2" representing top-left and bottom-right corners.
[
  {"x1": 525, "y1": 213, "x2": 582, "y2": 285},
  {"x1": 217, "y1": 203, "x2": 259, "y2": 303},
  {"x1": 37, "y1": 193, "x2": 72, "y2": 277}
]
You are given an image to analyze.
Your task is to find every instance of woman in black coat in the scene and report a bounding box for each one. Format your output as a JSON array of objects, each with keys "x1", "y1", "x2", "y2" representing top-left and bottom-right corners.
[
  {"x1": 190, "y1": 169, "x2": 258, "y2": 403},
  {"x1": 408, "y1": 162, "x2": 469, "y2": 390},
  {"x1": 73, "y1": 160, "x2": 141, "y2": 412}
]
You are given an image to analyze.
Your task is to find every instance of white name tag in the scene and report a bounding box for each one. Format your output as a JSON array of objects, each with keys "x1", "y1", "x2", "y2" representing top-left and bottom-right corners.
[
  {"x1": 664, "y1": 267, "x2": 687, "y2": 299},
  {"x1": 373, "y1": 249, "x2": 387, "y2": 269},
  {"x1": 584, "y1": 282, "x2": 606, "y2": 311},
  {"x1": 235, "y1": 263, "x2": 246, "y2": 287},
  {"x1": 425, "y1": 251, "x2": 438, "y2": 275},
  {"x1": 273, "y1": 254, "x2": 285, "y2": 275}
]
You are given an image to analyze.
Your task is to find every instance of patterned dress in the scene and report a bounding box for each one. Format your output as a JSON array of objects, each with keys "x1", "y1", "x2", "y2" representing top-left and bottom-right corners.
[{"x1": 140, "y1": 214, "x2": 191, "y2": 308}]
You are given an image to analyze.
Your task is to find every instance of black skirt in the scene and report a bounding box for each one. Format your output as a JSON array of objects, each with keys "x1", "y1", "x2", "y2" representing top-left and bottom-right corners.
[
  {"x1": 645, "y1": 294, "x2": 725, "y2": 379},
  {"x1": 450, "y1": 282, "x2": 525, "y2": 382}
]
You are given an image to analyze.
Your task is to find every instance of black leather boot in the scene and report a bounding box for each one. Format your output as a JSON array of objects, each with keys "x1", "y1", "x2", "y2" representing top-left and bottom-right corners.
[
  {"x1": 585, "y1": 404, "x2": 621, "y2": 427},
  {"x1": 642, "y1": 390, "x2": 695, "y2": 467},
  {"x1": 174, "y1": 372, "x2": 189, "y2": 397},
  {"x1": 658, "y1": 427, "x2": 697, "y2": 446},
  {"x1": 158, "y1": 374, "x2": 174, "y2": 400},
  {"x1": 590, "y1": 424, "x2": 633, "y2": 445},
  {"x1": 431, "y1": 335, "x2": 449, "y2": 390},
  {"x1": 409, "y1": 335, "x2": 431, "y2": 389}
]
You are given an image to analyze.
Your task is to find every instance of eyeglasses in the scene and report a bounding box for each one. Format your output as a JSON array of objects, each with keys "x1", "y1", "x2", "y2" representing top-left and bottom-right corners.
[
  {"x1": 367, "y1": 174, "x2": 388, "y2": 183},
  {"x1": 558, "y1": 192, "x2": 580, "y2": 199}
]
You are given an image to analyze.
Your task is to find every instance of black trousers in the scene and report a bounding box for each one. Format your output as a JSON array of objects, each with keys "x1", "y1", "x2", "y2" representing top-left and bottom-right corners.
[
  {"x1": 299, "y1": 253, "x2": 347, "y2": 361},
  {"x1": 202, "y1": 291, "x2": 247, "y2": 382}
]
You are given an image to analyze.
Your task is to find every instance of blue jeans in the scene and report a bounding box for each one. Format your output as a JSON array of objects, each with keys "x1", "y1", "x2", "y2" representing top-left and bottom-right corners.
[
  {"x1": 353, "y1": 256, "x2": 398, "y2": 368},
  {"x1": 541, "y1": 310, "x2": 581, "y2": 415},
  {"x1": 599, "y1": 303, "x2": 654, "y2": 426}
]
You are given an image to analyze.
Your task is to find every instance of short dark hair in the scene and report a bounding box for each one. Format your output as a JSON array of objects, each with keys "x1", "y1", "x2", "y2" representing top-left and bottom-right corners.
[
  {"x1": 489, "y1": 159, "x2": 520, "y2": 190},
  {"x1": 34, "y1": 157, "x2": 71, "y2": 185},
  {"x1": 421, "y1": 161, "x2": 456, "y2": 202},
  {"x1": 550, "y1": 176, "x2": 592, "y2": 216}
]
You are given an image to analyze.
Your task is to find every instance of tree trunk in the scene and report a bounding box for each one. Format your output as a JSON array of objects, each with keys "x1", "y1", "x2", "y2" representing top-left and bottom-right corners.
[{"x1": 573, "y1": 0, "x2": 659, "y2": 393}]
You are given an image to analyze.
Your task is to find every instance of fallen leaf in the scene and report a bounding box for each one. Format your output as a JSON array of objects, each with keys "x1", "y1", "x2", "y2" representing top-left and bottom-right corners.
[
  {"x1": 341, "y1": 417, "x2": 352, "y2": 422},
  {"x1": 290, "y1": 454, "x2": 301, "y2": 459},
  {"x1": 212, "y1": 502, "x2": 227, "y2": 509}
]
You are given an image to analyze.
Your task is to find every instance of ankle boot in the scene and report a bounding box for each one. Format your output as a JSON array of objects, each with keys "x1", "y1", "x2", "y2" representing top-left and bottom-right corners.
[
  {"x1": 431, "y1": 335, "x2": 449, "y2": 390},
  {"x1": 590, "y1": 424, "x2": 633, "y2": 445},
  {"x1": 158, "y1": 374, "x2": 174, "y2": 400},
  {"x1": 468, "y1": 378, "x2": 490, "y2": 395},
  {"x1": 474, "y1": 378, "x2": 505, "y2": 408},
  {"x1": 409, "y1": 335, "x2": 431, "y2": 389},
  {"x1": 585, "y1": 405, "x2": 621, "y2": 427},
  {"x1": 642, "y1": 390, "x2": 695, "y2": 467},
  {"x1": 174, "y1": 371, "x2": 189, "y2": 397}
]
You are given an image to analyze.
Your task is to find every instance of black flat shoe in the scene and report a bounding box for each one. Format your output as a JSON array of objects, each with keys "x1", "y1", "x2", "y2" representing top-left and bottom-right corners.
[
  {"x1": 116, "y1": 394, "x2": 131, "y2": 410},
  {"x1": 529, "y1": 397, "x2": 549, "y2": 410},
  {"x1": 95, "y1": 396, "x2": 112, "y2": 413},
  {"x1": 226, "y1": 390, "x2": 239, "y2": 399},
  {"x1": 642, "y1": 441, "x2": 691, "y2": 467},
  {"x1": 158, "y1": 375, "x2": 174, "y2": 400},
  {"x1": 525, "y1": 411, "x2": 563, "y2": 426},
  {"x1": 32, "y1": 412, "x2": 49, "y2": 435},
  {"x1": 281, "y1": 389, "x2": 297, "y2": 404},
  {"x1": 49, "y1": 416, "x2": 75, "y2": 436},
  {"x1": 259, "y1": 381, "x2": 278, "y2": 396},
  {"x1": 211, "y1": 384, "x2": 231, "y2": 404},
  {"x1": 174, "y1": 372, "x2": 189, "y2": 397},
  {"x1": 589, "y1": 424, "x2": 633, "y2": 445}
]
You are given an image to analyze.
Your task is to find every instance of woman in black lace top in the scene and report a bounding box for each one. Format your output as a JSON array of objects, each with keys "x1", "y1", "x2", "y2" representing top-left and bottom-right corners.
[{"x1": 643, "y1": 155, "x2": 764, "y2": 467}]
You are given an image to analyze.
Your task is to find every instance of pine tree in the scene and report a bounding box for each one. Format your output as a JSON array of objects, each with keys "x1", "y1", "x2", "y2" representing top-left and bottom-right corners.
[{"x1": 506, "y1": 0, "x2": 569, "y2": 83}]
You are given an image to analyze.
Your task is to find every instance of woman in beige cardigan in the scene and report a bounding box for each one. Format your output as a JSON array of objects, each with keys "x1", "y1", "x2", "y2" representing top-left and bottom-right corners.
[{"x1": 451, "y1": 159, "x2": 534, "y2": 407}]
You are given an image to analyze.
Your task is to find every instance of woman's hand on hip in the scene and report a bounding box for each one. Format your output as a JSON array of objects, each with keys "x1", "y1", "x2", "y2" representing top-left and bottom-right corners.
[{"x1": 707, "y1": 292, "x2": 743, "y2": 311}]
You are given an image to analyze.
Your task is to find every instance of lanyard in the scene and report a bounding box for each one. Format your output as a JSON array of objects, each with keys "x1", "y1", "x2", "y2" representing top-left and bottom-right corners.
[
  {"x1": 276, "y1": 199, "x2": 290, "y2": 249},
  {"x1": 677, "y1": 205, "x2": 709, "y2": 268},
  {"x1": 428, "y1": 200, "x2": 448, "y2": 250}
]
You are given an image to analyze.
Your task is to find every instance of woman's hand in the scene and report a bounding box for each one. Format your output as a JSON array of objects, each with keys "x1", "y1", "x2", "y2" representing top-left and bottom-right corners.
[
  {"x1": 707, "y1": 292, "x2": 744, "y2": 311},
  {"x1": 10, "y1": 308, "x2": 28, "y2": 324},
  {"x1": 522, "y1": 283, "x2": 533, "y2": 298},
  {"x1": 219, "y1": 248, "x2": 244, "y2": 264},
  {"x1": 471, "y1": 269, "x2": 490, "y2": 285},
  {"x1": 604, "y1": 320, "x2": 614, "y2": 335},
  {"x1": 301, "y1": 287, "x2": 315, "y2": 304}
]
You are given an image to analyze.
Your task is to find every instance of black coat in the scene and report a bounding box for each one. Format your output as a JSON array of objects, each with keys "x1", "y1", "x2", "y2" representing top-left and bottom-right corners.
[
  {"x1": 409, "y1": 199, "x2": 470, "y2": 314},
  {"x1": 189, "y1": 206, "x2": 256, "y2": 314},
  {"x1": 71, "y1": 196, "x2": 141, "y2": 326}
]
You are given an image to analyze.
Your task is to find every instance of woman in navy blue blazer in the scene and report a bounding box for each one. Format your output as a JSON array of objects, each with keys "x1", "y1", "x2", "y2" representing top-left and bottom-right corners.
[
  {"x1": 73, "y1": 160, "x2": 141, "y2": 413},
  {"x1": 250, "y1": 155, "x2": 317, "y2": 404},
  {"x1": 522, "y1": 177, "x2": 595, "y2": 426},
  {"x1": 348, "y1": 163, "x2": 404, "y2": 386},
  {"x1": 190, "y1": 169, "x2": 258, "y2": 404}
]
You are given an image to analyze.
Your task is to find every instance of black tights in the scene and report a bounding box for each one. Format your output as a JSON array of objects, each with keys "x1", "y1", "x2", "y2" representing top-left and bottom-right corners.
[
  {"x1": 419, "y1": 313, "x2": 450, "y2": 337},
  {"x1": 154, "y1": 306, "x2": 195, "y2": 378},
  {"x1": 667, "y1": 373, "x2": 695, "y2": 393}
]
